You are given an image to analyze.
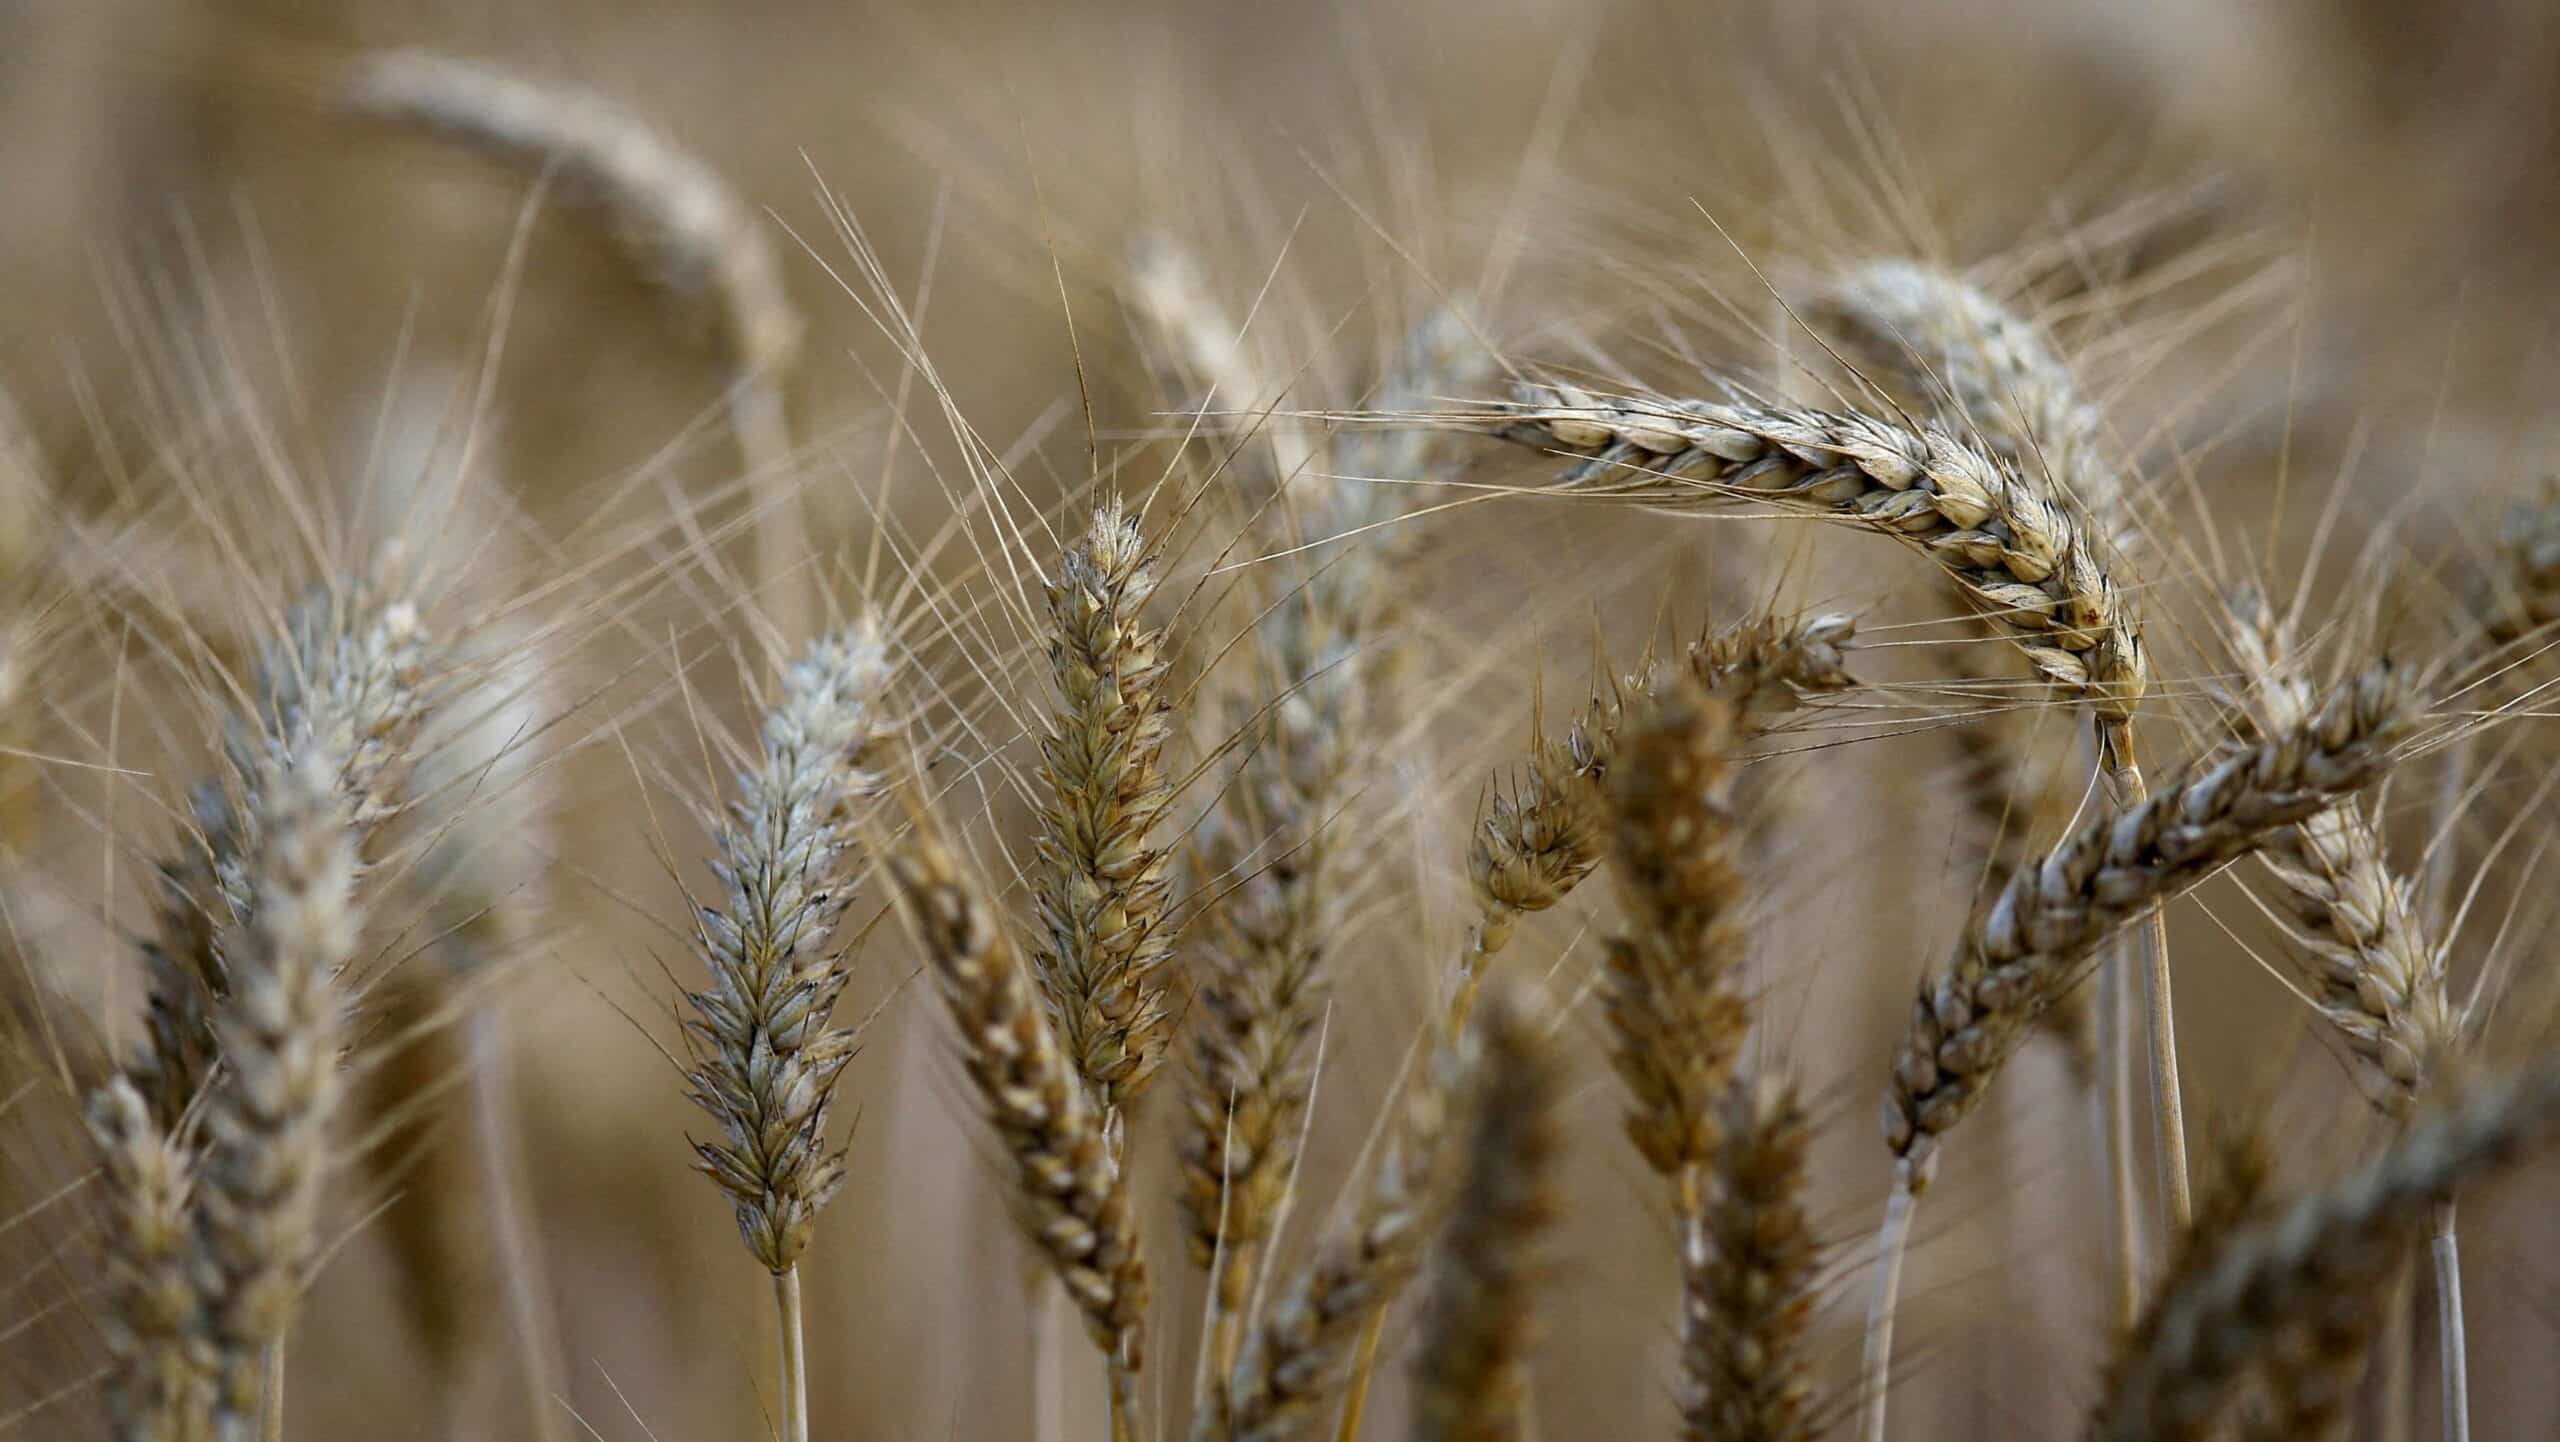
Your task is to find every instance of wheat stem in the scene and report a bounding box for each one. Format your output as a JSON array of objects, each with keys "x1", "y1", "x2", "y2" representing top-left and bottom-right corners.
[
  {"x1": 258, "y1": 1346, "x2": 282, "y2": 1442},
  {"x1": 466, "y1": 1009, "x2": 570, "y2": 1442},
  {"x1": 2433, "y1": 1201, "x2": 2468, "y2": 1442},
  {"x1": 775, "y1": 1268, "x2": 810, "y2": 1442},
  {"x1": 2101, "y1": 934, "x2": 2145, "y2": 1330},
  {"x1": 1855, "y1": 1167, "x2": 1917, "y2": 1442}
]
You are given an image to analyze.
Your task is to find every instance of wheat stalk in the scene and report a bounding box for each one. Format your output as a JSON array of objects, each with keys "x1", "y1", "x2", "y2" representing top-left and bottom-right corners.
[{"x1": 678, "y1": 623, "x2": 891, "y2": 1442}]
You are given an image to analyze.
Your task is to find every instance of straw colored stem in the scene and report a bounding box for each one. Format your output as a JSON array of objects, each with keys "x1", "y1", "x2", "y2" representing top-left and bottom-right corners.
[
  {"x1": 467, "y1": 1009, "x2": 570, "y2": 1442},
  {"x1": 775, "y1": 1268, "x2": 810, "y2": 1442},
  {"x1": 2434, "y1": 1201, "x2": 2467, "y2": 1442},
  {"x1": 1856, "y1": 1170, "x2": 1916, "y2": 1442},
  {"x1": 2102, "y1": 936, "x2": 2144, "y2": 1330}
]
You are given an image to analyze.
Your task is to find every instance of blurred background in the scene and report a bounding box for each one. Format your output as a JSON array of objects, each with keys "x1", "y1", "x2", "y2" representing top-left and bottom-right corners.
[{"x1": 6, "y1": 1, "x2": 2560, "y2": 1438}]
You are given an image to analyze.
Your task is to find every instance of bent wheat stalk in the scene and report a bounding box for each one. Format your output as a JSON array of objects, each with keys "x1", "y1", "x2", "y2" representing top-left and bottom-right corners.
[{"x1": 342, "y1": 50, "x2": 809, "y2": 646}]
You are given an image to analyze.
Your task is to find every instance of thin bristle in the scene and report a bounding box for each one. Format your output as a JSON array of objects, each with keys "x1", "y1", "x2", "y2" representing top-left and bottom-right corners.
[
  {"x1": 884, "y1": 798, "x2": 1150, "y2": 1378},
  {"x1": 1682, "y1": 1075, "x2": 1817, "y2": 1442},
  {"x1": 1601, "y1": 677, "x2": 1751, "y2": 1180},
  {"x1": 681, "y1": 623, "x2": 893, "y2": 1274},
  {"x1": 1033, "y1": 501, "x2": 1179, "y2": 1119},
  {"x1": 194, "y1": 744, "x2": 362, "y2": 1431},
  {"x1": 1886, "y1": 661, "x2": 2418, "y2": 1185},
  {"x1": 2090, "y1": 1063, "x2": 2560, "y2": 1442},
  {"x1": 1408, "y1": 987, "x2": 1560, "y2": 1442}
]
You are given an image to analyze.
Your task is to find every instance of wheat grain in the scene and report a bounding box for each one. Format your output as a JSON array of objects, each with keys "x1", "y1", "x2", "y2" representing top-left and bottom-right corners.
[
  {"x1": 1600, "y1": 676, "x2": 1751, "y2": 1182},
  {"x1": 680, "y1": 623, "x2": 893, "y2": 1275}
]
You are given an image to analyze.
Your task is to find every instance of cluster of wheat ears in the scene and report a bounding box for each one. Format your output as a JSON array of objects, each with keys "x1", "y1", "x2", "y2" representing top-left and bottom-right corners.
[{"x1": 11, "y1": 41, "x2": 2560, "y2": 1442}]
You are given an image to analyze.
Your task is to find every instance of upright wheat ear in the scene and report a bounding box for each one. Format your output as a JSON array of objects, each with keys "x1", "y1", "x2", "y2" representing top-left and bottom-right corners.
[
  {"x1": 195, "y1": 745, "x2": 362, "y2": 1441},
  {"x1": 679, "y1": 624, "x2": 891, "y2": 1442},
  {"x1": 1600, "y1": 676, "x2": 1751, "y2": 1184},
  {"x1": 2090, "y1": 1063, "x2": 2560, "y2": 1442},
  {"x1": 128, "y1": 585, "x2": 430, "y2": 1132},
  {"x1": 883, "y1": 794, "x2": 1151, "y2": 1434},
  {"x1": 1032, "y1": 502, "x2": 1179, "y2": 1128},
  {"x1": 89, "y1": 1079, "x2": 216, "y2": 1442},
  {"x1": 1409, "y1": 987, "x2": 1560, "y2": 1442}
]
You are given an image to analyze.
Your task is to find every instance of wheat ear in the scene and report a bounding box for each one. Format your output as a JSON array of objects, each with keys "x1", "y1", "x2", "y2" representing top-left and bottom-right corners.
[
  {"x1": 1600, "y1": 676, "x2": 1751, "y2": 1185},
  {"x1": 1033, "y1": 501, "x2": 1179, "y2": 1132},
  {"x1": 194, "y1": 744, "x2": 363, "y2": 1441},
  {"x1": 88, "y1": 1078, "x2": 217, "y2": 1442},
  {"x1": 1458, "y1": 610, "x2": 1854, "y2": 1027},
  {"x1": 2090, "y1": 1062, "x2": 2560, "y2": 1442},
  {"x1": 1213, "y1": 1046, "x2": 1456, "y2": 1442},
  {"x1": 678, "y1": 623, "x2": 891, "y2": 1442},
  {"x1": 2221, "y1": 585, "x2": 2468, "y2": 1439},
  {"x1": 1864, "y1": 660, "x2": 2418, "y2": 1442},
  {"x1": 341, "y1": 50, "x2": 809, "y2": 645},
  {"x1": 128, "y1": 586, "x2": 430, "y2": 1132},
  {"x1": 883, "y1": 793, "x2": 1151, "y2": 1433},
  {"x1": 1408, "y1": 987, "x2": 1559, "y2": 1442},
  {"x1": 1682, "y1": 1074, "x2": 1817, "y2": 1442},
  {"x1": 1176, "y1": 301, "x2": 1490, "y2": 1385},
  {"x1": 1803, "y1": 257, "x2": 2162, "y2": 1314}
]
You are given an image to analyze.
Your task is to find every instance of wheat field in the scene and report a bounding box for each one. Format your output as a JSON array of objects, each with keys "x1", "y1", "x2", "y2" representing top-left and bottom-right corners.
[{"x1": 6, "y1": 2, "x2": 2560, "y2": 1440}]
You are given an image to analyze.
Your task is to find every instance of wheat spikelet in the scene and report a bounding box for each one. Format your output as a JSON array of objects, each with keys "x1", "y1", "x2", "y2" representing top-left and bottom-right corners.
[
  {"x1": 2484, "y1": 477, "x2": 2560, "y2": 647},
  {"x1": 1216, "y1": 1050, "x2": 1456, "y2": 1442},
  {"x1": 1034, "y1": 501, "x2": 1179, "y2": 1122},
  {"x1": 1601, "y1": 676, "x2": 1751, "y2": 1181},
  {"x1": 1885, "y1": 660, "x2": 2417, "y2": 1184},
  {"x1": 680, "y1": 623, "x2": 892, "y2": 1274},
  {"x1": 2222, "y1": 587, "x2": 2456, "y2": 1108},
  {"x1": 129, "y1": 584, "x2": 430, "y2": 1132},
  {"x1": 883, "y1": 796, "x2": 1150, "y2": 1383},
  {"x1": 1484, "y1": 386, "x2": 2144, "y2": 717},
  {"x1": 1408, "y1": 986, "x2": 1560, "y2": 1442},
  {"x1": 1681, "y1": 1074, "x2": 1816, "y2": 1442},
  {"x1": 2090, "y1": 1062, "x2": 2560, "y2": 1442},
  {"x1": 87, "y1": 1078, "x2": 217, "y2": 1442},
  {"x1": 193, "y1": 743, "x2": 362, "y2": 1435}
]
